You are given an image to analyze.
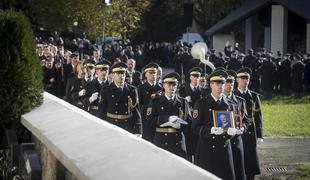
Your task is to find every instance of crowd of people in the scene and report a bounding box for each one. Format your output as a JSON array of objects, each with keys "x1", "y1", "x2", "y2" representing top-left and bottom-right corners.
[{"x1": 37, "y1": 34, "x2": 309, "y2": 180}]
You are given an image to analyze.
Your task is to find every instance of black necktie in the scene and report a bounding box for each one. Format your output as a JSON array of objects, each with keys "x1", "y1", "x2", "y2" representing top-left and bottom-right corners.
[
  {"x1": 169, "y1": 98, "x2": 174, "y2": 103},
  {"x1": 216, "y1": 100, "x2": 221, "y2": 104}
]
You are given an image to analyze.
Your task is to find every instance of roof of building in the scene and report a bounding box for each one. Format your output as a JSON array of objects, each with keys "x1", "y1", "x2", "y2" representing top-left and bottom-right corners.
[{"x1": 205, "y1": 0, "x2": 310, "y2": 35}]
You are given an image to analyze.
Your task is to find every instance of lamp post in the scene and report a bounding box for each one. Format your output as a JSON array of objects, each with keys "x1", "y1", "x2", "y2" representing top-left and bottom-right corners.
[
  {"x1": 102, "y1": 0, "x2": 112, "y2": 44},
  {"x1": 73, "y1": 21, "x2": 78, "y2": 38}
]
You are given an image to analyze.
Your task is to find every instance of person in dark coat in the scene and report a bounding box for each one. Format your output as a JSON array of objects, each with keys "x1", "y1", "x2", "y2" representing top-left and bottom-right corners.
[
  {"x1": 279, "y1": 54, "x2": 292, "y2": 95},
  {"x1": 243, "y1": 49, "x2": 261, "y2": 92},
  {"x1": 97, "y1": 62, "x2": 142, "y2": 135},
  {"x1": 291, "y1": 56, "x2": 305, "y2": 97},
  {"x1": 65, "y1": 62, "x2": 88, "y2": 110},
  {"x1": 199, "y1": 73, "x2": 211, "y2": 98},
  {"x1": 126, "y1": 58, "x2": 142, "y2": 87},
  {"x1": 224, "y1": 70, "x2": 249, "y2": 180},
  {"x1": 234, "y1": 68, "x2": 263, "y2": 180},
  {"x1": 227, "y1": 51, "x2": 243, "y2": 72},
  {"x1": 63, "y1": 53, "x2": 79, "y2": 88},
  {"x1": 192, "y1": 70, "x2": 237, "y2": 180},
  {"x1": 259, "y1": 56, "x2": 277, "y2": 100},
  {"x1": 145, "y1": 72, "x2": 190, "y2": 158},
  {"x1": 84, "y1": 60, "x2": 111, "y2": 115},
  {"x1": 179, "y1": 67, "x2": 203, "y2": 162},
  {"x1": 304, "y1": 54, "x2": 310, "y2": 94},
  {"x1": 138, "y1": 63, "x2": 162, "y2": 141}
]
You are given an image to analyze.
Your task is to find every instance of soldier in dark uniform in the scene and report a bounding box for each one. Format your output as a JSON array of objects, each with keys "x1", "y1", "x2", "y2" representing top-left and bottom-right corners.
[
  {"x1": 179, "y1": 67, "x2": 203, "y2": 162},
  {"x1": 127, "y1": 58, "x2": 142, "y2": 87},
  {"x1": 291, "y1": 56, "x2": 305, "y2": 97},
  {"x1": 145, "y1": 72, "x2": 190, "y2": 158},
  {"x1": 259, "y1": 55, "x2": 277, "y2": 100},
  {"x1": 227, "y1": 51, "x2": 242, "y2": 71},
  {"x1": 234, "y1": 68, "x2": 263, "y2": 180},
  {"x1": 243, "y1": 49, "x2": 261, "y2": 92},
  {"x1": 224, "y1": 70, "x2": 249, "y2": 180},
  {"x1": 65, "y1": 62, "x2": 90, "y2": 110},
  {"x1": 97, "y1": 62, "x2": 142, "y2": 135},
  {"x1": 199, "y1": 73, "x2": 211, "y2": 98},
  {"x1": 138, "y1": 63, "x2": 162, "y2": 141},
  {"x1": 85, "y1": 60, "x2": 111, "y2": 115},
  {"x1": 192, "y1": 70, "x2": 237, "y2": 180},
  {"x1": 279, "y1": 54, "x2": 292, "y2": 95}
]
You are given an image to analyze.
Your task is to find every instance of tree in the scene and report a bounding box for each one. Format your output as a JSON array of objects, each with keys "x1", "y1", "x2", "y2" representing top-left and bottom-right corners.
[
  {"x1": 135, "y1": 0, "x2": 185, "y2": 42},
  {"x1": 0, "y1": 11, "x2": 43, "y2": 135},
  {"x1": 29, "y1": 0, "x2": 150, "y2": 40},
  {"x1": 193, "y1": 0, "x2": 246, "y2": 33}
]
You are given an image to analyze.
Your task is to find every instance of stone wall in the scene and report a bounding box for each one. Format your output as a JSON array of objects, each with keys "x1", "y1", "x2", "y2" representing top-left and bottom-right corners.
[{"x1": 21, "y1": 92, "x2": 220, "y2": 180}]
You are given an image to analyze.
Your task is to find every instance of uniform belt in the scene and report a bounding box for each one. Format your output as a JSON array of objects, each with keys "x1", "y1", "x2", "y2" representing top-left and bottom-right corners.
[
  {"x1": 90, "y1": 105, "x2": 98, "y2": 110},
  {"x1": 156, "y1": 127, "x2": 178, "y2": 133},
  {"x1": 107, "y1": 112, "x2": 132, "y2": 120}
]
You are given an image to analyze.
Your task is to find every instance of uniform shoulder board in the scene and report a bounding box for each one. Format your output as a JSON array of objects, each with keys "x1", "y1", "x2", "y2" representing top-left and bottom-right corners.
[
  {"x1": 250, "y1": 90, "x2": 260, "y2": 96},
  {"x1": 235, "y1": 95, "x2": 246, "y2": 102}
]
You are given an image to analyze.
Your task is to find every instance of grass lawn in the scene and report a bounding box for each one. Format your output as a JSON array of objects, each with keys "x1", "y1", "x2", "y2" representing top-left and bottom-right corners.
[{"x1": 261, "y1": 95, "x2": 310, "y2": 136}]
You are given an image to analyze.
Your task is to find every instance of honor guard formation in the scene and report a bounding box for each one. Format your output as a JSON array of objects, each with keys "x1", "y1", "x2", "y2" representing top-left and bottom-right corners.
[{"x1": 39, "y1": 35, "x2": 310, "y2": 180}]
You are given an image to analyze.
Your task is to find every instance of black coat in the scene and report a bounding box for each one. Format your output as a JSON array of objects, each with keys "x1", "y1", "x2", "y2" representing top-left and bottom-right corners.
[
  {"x1": 192, "y1": 95, "x2": 236, "y2": 180},
  {"x1": 97, "y1": 83, "x2": 142, "y2": 134},
  {"x1": 227, "y1": 94, "x2": 249, "y2": 180},
  {"x1": 234, "y1": 89, "x2": 262, "y2": 175},
  {"x1": 137, "y1": 82, "x2": 162, "y2": 141},
  {"x1": 145, "y1": 94, "x2": 190, "y2": 158},
  {"x1": 260, "y1": 59, "x2": 277, "y2": 91},
  {"x1": 227, "y1": 58, "x2": 242, "y2": 72},
  {"x1": 279, "y1": 59, "x2": 292, "y2": 89},
  {"x1": 84, "y1": 78, "x2": 109, "y2": 115},
  {"x1": 179, "y1": 84, "x2": 202, "y2": 156},
  {"x1": 291, "y1": 61, "x2": 305, "y2": 93},
  {"x1": 65, "y1": 76, "x2": 88, "y2": 110},
  {"x1": 131, "y1": 71, "x2": 142, "y2": 87}
]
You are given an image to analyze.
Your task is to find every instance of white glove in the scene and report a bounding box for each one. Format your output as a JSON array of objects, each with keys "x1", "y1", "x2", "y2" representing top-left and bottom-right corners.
[
  {"x1": 227, "y1": 127, "x2": 237, "y2": 136},
  {"x1": 236, "y1": 127, "x2": 244, "y2": 135},
  {"x1": 134, "y1": 134, "x2": 142, "y2": 138},
  {"x1": 185, "y1": 96, "x2": 191, "y2": 102},
  {"x1": 78, "y1": 89, "x2": 86, "y2": 96},
  {"x1": 89, "y1": 92, "x2": 99, "y2": 103},
  {"x1": 257, "y1": 138, "x2": 264, "y2": 144},
  {"x1": 168, "y1": 116, "x2": 188, "y2": 125},
  {"x1": 210, "y1": 127, "x2": 224, "y2": 135}
]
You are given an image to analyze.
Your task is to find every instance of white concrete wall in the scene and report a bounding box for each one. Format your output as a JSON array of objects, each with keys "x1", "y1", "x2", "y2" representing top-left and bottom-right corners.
[
  {"x1": 271, "y1": 5, "x2": 287, "y2": 54},
  {"x1": 213, "y1": 34, "x2": 235, "y2": 53},
  {"x1": 21, "y1": 92, "x2": 219, "y2": 180}
]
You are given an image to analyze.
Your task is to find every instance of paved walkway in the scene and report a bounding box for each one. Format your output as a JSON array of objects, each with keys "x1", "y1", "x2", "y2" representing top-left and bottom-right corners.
[{"x1": 257, "y1": 136, "x2": 310, "y2": 179}]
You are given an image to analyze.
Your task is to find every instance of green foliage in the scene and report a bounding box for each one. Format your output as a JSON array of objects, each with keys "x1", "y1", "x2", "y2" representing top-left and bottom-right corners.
[
  {"x1": 194, "y1": 0, "x2": 246, "y2": 31},
  {"x1": 0, "y1": 11, "x2": 43, "y2": 133},
  {"x1": 295, "y1": 164, "x2": 310, "y2": 180},
  {"x1": 136, "y1": 0, "x2": 185, "y2": 42},
  {"x1": 261, "y1": 95, "x2": 310, "y2": 136},
  {"x1": 29, "y1": 0, "x2": 150, "y2": 40}
]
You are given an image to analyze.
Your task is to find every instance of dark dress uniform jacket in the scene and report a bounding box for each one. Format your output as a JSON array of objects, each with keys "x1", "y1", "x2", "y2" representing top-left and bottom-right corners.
[
  {"x1": 234, "y1": 89, "x2": 262, "y2": 176},
  {"x1": 97, "y1": 83, "x2": 142, "y2": 134},
  {"x1": 179, "y1": 84, "x2": 201, "y2": 156},
  {"x1": 227, "y1": 94, "x2": 249, "y2": 180},
  {"x1": 291, "y1": 61, "x2": 305, "y2": 94},
  {"x1": 279, "y1": 59, "x2": 292, "y2": 89},
  {"x1": 145, "y1": 94, "x2": 190, "y2": 158},
  {"x1": 227, "y1": 58, "x2": 242, "y2": 72},
  {"x1": 192, "y1": 95, "x2": 236, "y2": 180},
  {"x1": 65, "y1": 76, "x2": 88, "y2": 110},
  {"x1": 259, "y1": 59, "x2": 277, "y2": 91},
  {"x1": 138, "y1": 82, "x2": 162, "y2": 141},
  {"x1": 85, "y1": 78, "x2": 109, "y2": 115}
]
